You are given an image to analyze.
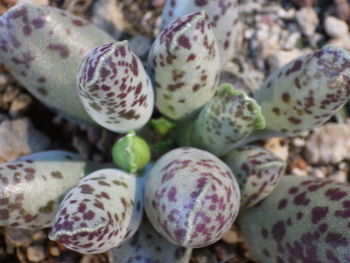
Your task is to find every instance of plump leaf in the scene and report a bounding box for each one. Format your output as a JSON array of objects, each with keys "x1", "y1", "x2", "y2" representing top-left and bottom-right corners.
[
  {"x1": 161, "y1": 0, "x2": 239, "y2": 67},
  {"x1": 240, "y1": 176, "x2": 350, "y2": 263},
  {"x1": 110, "y1": 219, "x2": 192, "y2": 263},
  {"x1": 77, "y1": 41, "x2": 154, "y2": 132},
  {"x1": 148, "y1": 11, "x2": 220, "y2": 120},
  {"x1": 191, "y1": 84, "x2": 265, "y2": 156},
  {"x1": 223, "y1": 146, "x2": 285, "y2": 208},
  {"x1": 0, "y1": 2, "x2": 114, "y2": 124},
  {"x1": 0, "y1": 151, "x2": 93, "y2": 229},
  {"x1": 254, "y1": 45, "x2": 350, "y2": 136},
  {"x1": 49, "y1": 169, "x2": 144, "y2": 254},
  {"x1": 144, "y1": 147, "x2": 240, "y2": 248}
]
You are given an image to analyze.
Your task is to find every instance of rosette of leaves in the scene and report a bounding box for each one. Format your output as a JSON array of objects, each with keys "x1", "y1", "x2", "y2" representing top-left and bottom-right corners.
[
  {"x1": 161, "y1": 0, "x2": 239, "y2": 67},
  {"x1": 0, "y1": 151, "x2": 98, "y2": 229},
  {"x1": 49, "y1": 168, "x2": 145, "y2": 254},
  {"x1": 0, "y1": 2, "x2": 114, "y2": 124},
  {"x1": 144, "y1": 147, "x2": 240, "y2": 248},
  {"x1": 222, "y1": 146, "x2": 285, "y2": 208},
  {"x1": 240, "y1": 176, "x2": 350, "y2": 263},
  {"x1": 148, "y1": 11, "x2": 220, "y2": 120}
]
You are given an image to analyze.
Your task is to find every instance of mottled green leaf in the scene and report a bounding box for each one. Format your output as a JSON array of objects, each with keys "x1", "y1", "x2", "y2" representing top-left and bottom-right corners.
[
  {"x1": 0, "y1": 151, "x2": 94, "y2": 229},
  {"x1": 161, "y1": 0, "x2": 239, "y2": 67},
  {"x1": 240, "y1": 176, "x2": 350, "y2": 263},
  {"x1": 148, "y1": 11, "x2": 220, "y2": 120},
  {"x1": 223, "y1": 146, "x2": 285, "y2": 208},
  {"x1": 191, "y1": 84, "x2": 265, "y2": 156},
  {"x1": 77, "y1": 41, "x2": 154, "y2": 132},
  {"x1": 0, "y1": 2, "x2": 114, "y2": 124},
  {"x1": 145, "y1": 147, "x2": 240, "y2": 248},
  {"x1": 49, "y1": 169, "x2": 144, "y2": 254},
  {"x1": 255, "y1": 45, "x2": 350, "y2": 136}
]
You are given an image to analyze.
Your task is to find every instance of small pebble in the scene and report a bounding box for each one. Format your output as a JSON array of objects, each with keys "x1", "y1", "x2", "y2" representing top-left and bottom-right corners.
[
  {"x1": 295, "y1": 7, "x2": 319, "y2": 37},
  {"x1": 32, "y1": 230, "x2": 46, "y2": 241},
  {"x1": 9, "y1": 93, "x2": 32, "y2": 117},
  {"x1": 0, "y1": 118, "x2": 50, "y2": 163},
  {"x1": 49, "y1": 246, "x2": 60, "y2": 257},
  {"x1": 27, "y1": 245, "x2": 45, "y2": 262},
  {"x1": 264, "y1": 138, "x2": 289, "y2": 161},
  {"x1": 292, "y1": 137, "x2": 306, "y2": 147},
  {"x1": 305, "y1": 123, "x2": 350, "y2": 164},
  {"x1": 2, "y1": 85, "x2": 20, "y2": 105},
  {"x1": 324, "y1": 16, "x2": 349, "y2": 38}
]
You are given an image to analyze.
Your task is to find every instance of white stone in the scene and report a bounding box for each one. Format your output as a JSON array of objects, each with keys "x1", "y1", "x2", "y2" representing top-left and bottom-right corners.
[
  {"x1": 324, "y1": 16, "x2": 349, "y2": 38},
  {"x1": 295, "y1": 7, "x2": 319, "y2": 37}
]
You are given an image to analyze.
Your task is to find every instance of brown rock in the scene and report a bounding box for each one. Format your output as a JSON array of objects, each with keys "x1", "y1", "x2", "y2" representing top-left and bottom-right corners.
[
  {"x1": 27, "y1": 244, "x2": 45, "y2": 262},
  {"x1": 0, "y1": 118, "x2": 50, "y2": 163}
]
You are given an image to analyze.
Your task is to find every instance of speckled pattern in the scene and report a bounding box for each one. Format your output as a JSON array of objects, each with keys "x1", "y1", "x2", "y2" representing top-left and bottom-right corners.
[
  {"x1": 49, "y1": 169, "x2": 144, "y2": 254},
  {"x1": 161, "y1": 0, "x2": 239, "y2": 67},
  {"x1": 111, "y1": 219, "x2": 192, "y2": 263},
  {"x1": 192, "y1": 84, "x2": 265, "y2": 156},
  {"x1": 240, "y1": 176, "x2": 350, "y2": 263},
  {"x1": 0, "y1": 2, "x2": 114, "y2": 124},
  {"x1": 223, "y1": 146, "x2": 285, "y2": 208},
  {"x1": 0, "y1": 151, "x2": 89, "y2": 229},
  {"x1": 148, "y1": 11, "x2": 220, "y2": 120},
  {"x1": 144, "y1": 148, "x2": 240, "y2": 248},
  {"x1": 255, "y1": 45, "x2": 350, "y2": 136},
  {"x1": 77, "y1": 41, "x2": 154, "y2": 133}
]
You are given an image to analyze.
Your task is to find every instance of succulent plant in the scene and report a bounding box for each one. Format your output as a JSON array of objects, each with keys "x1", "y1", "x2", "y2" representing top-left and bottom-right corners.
[
  {"x1": 223, "y1": 146, "x2": 285, "y2": 208},
  {"x1": 240, "y1": 176, "x2": 350, "y2": 263},
  {"x1": 49, "y1": 168, "x2": 145, "y2": 254},
  {"x1": 189, "y1": 83, "x2": 265, "y2": 156},
  {"x1": 148, "y1": 11, "x2": 220, "y2": 120},
  {"x1": 144, "y1": 147, "x2": 240, "y2": 247},
  {"x1": 0, "y1": 2, "x2": 114, "y2": 124},
  {"x1": 2, "y1": 1, "x2": 350, "y2": 262},
  {"x1": 77, "y1": 41, "x2": 154, "y2": 132},
  {"x1": 161, "y1": 0, "x2": 239, "y2": 67},
  {"x1": 111, "y1": 219, "x2": 192, "y2": 263},
  {"x1": 252, "y1": 45, "x2": 350, "y2": 138},
  {"x1": 0, "y1": 151, "x2": 98, "y2": 229}
]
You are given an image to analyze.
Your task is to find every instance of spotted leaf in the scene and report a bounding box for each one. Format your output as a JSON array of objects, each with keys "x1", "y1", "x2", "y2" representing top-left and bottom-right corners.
[
  {"x1": 110, "y1": 219, "x2": 192, "y2": 263},
  {"x1": 223, "y1": 146, "x2": 285, "y2": 208},
  {"x1": 191, "y1": 84, "x2": 265, "y2": 156},
  {"x1": 0, "y1": 151, "x2": 93, "y2": 229},
  {"x1": 49, "y1": 169, "x2": 144, "y2": 254},
  {"x1": 161, "y1": 0, "x2": 239, "y2": 67},
  {"x1": 254, "y1": 45, "x2": 350, "y2": 137},
  {"x1": 144, "y1": 147, "x2": 240, "y2": 248},
  {"x1": 148, "y1": 11, "x2": 220, "y2": 120},
  {"x1": 77, "y1": 41, "x2": 154, "y2": 132},
  {"x1": 0, "y1": 2, "x2": 114, "y2": 124},
  {"x1": 240, "y1": 176, "x2": 350, "y2": 263}
]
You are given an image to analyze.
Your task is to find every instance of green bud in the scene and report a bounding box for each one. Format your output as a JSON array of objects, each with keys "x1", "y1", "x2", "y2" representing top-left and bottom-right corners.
[
  {"x1": 150, "y1": 118, "x2": 176, "y2": 135},
  {"x1": 112, "y1": 131, "x2": 151, "y2": 173}
]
